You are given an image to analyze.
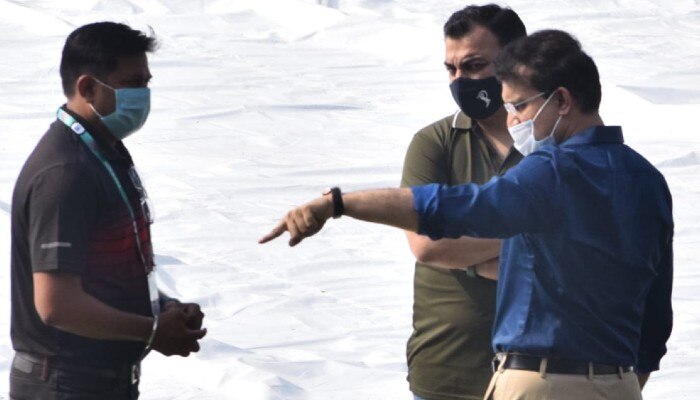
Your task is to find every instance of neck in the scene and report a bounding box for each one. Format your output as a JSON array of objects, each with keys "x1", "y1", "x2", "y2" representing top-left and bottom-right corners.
[
  {"x1": 66, "y1": 99, "x2": 118, "y2": 149},
  {"x1": 559, "y1": 112, "x2": 604, "y2": 142},
  {"x1": 475, "y1": 107, "x2": 513, "y2": 156}
]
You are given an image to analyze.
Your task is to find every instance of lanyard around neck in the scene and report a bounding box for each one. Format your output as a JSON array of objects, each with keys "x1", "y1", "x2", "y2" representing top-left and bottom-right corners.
[
  {"x1": 57, "y1": 109, "x2": 161, "y2": 357},
  {"x1": 56, "y1": 108, "x2": 156, "y2": 285}
]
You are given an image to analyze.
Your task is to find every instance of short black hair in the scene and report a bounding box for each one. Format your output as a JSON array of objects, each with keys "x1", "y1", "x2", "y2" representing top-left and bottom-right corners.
[
  {"x1": 443, "y1": 4, "x2": 526, "y2": 47},
  {"x1": 494, "y1": 29, "x2": 602, "y2": 113},
  {"x1": 60, "y1": 22, "x2": 157, "y2": 97}
]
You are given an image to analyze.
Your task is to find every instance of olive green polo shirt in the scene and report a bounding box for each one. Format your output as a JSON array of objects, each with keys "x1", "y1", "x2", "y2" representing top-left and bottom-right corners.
[{"x1": 401, "y1": 111, "x2": 522, "y2": 400}]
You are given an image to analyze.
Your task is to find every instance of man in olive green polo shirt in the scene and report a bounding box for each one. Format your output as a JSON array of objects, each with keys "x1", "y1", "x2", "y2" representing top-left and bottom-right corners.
[{"x1": 401, "y1": 5, "x2": 526, "y2": 400}]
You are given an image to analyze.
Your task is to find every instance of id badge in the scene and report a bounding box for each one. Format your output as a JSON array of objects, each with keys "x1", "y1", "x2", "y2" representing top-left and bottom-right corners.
[{"x1": 147, "y1": 270, "x2": 161, "y2": 316}]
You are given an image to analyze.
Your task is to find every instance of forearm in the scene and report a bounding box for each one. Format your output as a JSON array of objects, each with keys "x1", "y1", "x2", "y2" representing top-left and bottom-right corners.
[
  {"x1": 34, "y1": 272, "x2": 153, "y2": 342},
  {"x1": 260, "y1": 187, "x2": 419, "y2": 246},
  {"x1": 406, "y1": 232, "x2": 500, "y2": 268},
  {"x1": 48, "y1": 294, "x2": 153, "y2": 342},
  {"x1": 343, "y1": 188, "x2": 418, "y2": 231},
  {"x1": 474, "y1": 257, "x2": 499, "y2": 280}
]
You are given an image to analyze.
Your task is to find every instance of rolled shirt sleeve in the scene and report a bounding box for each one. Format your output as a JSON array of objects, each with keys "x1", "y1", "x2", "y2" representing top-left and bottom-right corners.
[{"x1": 411, "y1": 153, "x2": 560, "y2": 240}]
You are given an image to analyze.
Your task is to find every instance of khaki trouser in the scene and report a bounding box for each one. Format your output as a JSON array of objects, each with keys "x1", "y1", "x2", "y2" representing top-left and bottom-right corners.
[{"x1": 483, "y1": 355, "x2": 642, "y2": 400}]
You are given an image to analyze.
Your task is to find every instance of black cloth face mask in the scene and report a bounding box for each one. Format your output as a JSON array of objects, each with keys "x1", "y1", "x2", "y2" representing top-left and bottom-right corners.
[{"x1": 449, "y1": 76, "x2": 503, "y2": 120}]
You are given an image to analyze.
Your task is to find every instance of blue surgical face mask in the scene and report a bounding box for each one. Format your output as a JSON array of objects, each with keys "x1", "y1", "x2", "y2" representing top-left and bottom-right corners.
[
  {"x1": 508, "y1": 91, "x2": 561, "y2": 156},
  {"x1": 90, "y1": 78, "x2": 150, "y2": 141}
]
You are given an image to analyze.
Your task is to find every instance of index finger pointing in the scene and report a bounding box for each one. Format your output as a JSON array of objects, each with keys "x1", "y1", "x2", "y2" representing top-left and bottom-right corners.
[{"x1": 258, "y1": 220, "x2": 289, "y2": 244}]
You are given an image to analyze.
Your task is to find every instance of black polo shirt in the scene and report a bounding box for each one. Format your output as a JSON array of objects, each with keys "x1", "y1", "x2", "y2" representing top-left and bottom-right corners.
[{"x1": 10, "y1": 106, "x2": 154, "y2": 367}]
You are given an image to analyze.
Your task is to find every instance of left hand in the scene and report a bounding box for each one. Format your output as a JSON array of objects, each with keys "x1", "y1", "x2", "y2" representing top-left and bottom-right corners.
[
  {"x1": 259, "y1": 196, "x2": 334, "y2": 246},
  {"x1": 163, "y1": 301, "x2": 204, "y2": 330}
]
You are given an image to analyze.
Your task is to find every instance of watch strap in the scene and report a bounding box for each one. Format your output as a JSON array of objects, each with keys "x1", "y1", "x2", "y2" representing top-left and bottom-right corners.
[{"x1": 326, "y1": 187, "x2": 344, "y2": 218}]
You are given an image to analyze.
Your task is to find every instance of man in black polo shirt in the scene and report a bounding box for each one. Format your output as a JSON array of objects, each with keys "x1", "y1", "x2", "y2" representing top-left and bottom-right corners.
[{"x1": 10, "y1": 22, "x2": 206, "y2": 399}]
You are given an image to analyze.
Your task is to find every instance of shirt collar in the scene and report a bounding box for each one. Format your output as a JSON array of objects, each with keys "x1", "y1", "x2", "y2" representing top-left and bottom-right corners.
[
  {"x1": 560, "y1": 125, "x2": 624, "y2": 147},
  {"x1": 451, "y1": 110, "x2": 472, "y2": 130}
]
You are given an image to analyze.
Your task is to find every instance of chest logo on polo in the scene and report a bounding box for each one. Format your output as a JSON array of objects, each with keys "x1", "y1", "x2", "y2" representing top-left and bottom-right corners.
[
  {"x1": 476, "y1": 90, "x2": 491, "y2": 108},
  {"x1": 40, "y1": 241, "x2": 72, "y2": 249}
]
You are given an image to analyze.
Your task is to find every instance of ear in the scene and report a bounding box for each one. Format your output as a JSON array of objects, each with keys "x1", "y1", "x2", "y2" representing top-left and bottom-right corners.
[
  {"x1": 555, "y1": 86, "x2": 573, "y2": 116},
  {"x1": 75, "y1": 75, "x2": 96, "y2": 103}
]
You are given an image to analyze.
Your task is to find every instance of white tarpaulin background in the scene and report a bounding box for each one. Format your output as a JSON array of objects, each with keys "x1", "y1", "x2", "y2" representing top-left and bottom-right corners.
[{"x1": 0, "y1": 1, "x2": 698, "y2": 399}]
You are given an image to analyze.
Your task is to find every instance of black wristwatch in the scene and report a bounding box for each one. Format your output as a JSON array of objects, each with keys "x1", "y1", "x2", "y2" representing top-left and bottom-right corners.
[{"x1": 323, "y1": 186, "x2": 344, "y2": 219}]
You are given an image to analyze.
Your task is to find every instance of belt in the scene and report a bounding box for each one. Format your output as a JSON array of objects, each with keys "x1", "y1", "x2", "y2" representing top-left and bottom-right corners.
[
  {"x1": 494, "y1": 354, "x2": 634, "y2": 375},
  {"x1": 14, "y1": 352, "x2": 141, "y2": 383}
]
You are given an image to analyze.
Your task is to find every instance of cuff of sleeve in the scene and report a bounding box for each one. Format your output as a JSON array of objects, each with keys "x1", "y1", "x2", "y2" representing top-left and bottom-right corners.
[
  {"x1": 411, "y1": 184, "x2": 440, "y2": 238},
  {"x1": 33, "y1": 260, "x2": 85, "y2": 275}
]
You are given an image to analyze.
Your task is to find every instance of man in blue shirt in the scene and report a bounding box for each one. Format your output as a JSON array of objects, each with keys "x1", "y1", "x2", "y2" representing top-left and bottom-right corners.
[{"x1": 260, "y1": 29, "x2": 673, "y2": 400}]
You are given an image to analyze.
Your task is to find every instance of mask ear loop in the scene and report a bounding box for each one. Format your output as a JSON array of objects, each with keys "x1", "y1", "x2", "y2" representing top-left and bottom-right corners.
[
  {"x1": 92, "y1": 77, "x2": 116, "y2": 91},
  {"x1": 89, "y1": 103, "x2": 104, "y2": 118},
  {"x1": 532, "y1": 90, "x2": 557, "y2": 122},
  {"x1": 547, "y1": 89, "x2": 565, "y2": 141},
  {"x1": 88, "y1": 77, "x2": 116, "y2": 119},
  {"x1": 548, "y1": 115, "x2": 563, "y2": 141},
  {"x1": 533, "y1": 90, "x2": 562, "y2": 143}
]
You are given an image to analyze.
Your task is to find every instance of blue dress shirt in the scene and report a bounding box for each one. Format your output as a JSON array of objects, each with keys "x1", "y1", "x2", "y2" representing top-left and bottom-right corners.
[{"x1": 412, "y1": 125, "x2": 673, "y2": 373}]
